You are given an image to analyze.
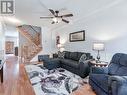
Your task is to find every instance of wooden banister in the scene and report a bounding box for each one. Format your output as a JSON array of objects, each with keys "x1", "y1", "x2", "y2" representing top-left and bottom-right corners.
[
  {"x1": 17, "y1": 26, "x2": 41, "y2": 46},
  {"x1": 17, "y1": 25, "x2": 42, "y2": 63}
]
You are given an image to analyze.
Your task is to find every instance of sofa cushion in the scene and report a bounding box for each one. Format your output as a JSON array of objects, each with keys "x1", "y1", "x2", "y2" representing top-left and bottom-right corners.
[
  {"x1": 44, "y1": 58, "x2": 60, "y2": 70},
  {"x1": 60, "y1": 59, "x2": 79, "y2": 69},
  {"x1": 76, "y1": 52, "x2": 84, "y2": 61},
  {"x1": 108, "y1": 63, "x2": 120, "y2": 75},
  {"x1": 64, "y1": 51, "x2": 71, "y2": 59},
  {"x1": 108, "y1": 53, "x2": 127, "y2": 75},
  {"x1": 110, "y1": 53, "x2": 121, "y2": 65},
  {"x1": 109, "y1": 64, "x2": 127, "y2": 76},
  {"x1": 69, "y1": 52, "x2": 78, "y2": 61},
  {"x1": 89, "y1": 74, "x2": 108, "y2": 93},
  {"x1": 38, "y1": 55, "x2": 49, "y2": 62},
  {"x1": 79, "y1": 54, "x2": 87, "y2": 63},
  {"x1": 117, "y1": 66, "x2": 127, "y2": 76},
  {"x1": 119, "y1": 54, "x2": 127, "y2": 66}
]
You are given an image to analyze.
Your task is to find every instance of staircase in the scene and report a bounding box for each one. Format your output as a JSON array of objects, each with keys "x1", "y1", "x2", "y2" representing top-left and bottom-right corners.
[{"x1": 17, "y1": 25, "x2": 42, "y2": 63}]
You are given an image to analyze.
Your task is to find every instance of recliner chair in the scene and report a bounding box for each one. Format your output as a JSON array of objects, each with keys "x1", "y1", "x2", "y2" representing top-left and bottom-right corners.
[{"x1": 89, "y1": 53, "x2": 127, "y2": 95}]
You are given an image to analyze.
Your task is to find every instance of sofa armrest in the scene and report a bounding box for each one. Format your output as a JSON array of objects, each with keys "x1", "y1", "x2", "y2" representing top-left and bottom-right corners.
[
  {"x1": 79, "y1": 60, "x2": 91, "y2": 68},
  {"x1": 108, "y1": 76, "x2": 127, "y2": 95},
  {"x1": 90, "y1": 66, "x2": 108, "y2": 74},
  {"x1": 38, "y1": 55, "x2": 49, "y2": 62},
  {"x1": 108, "y1": 76, "x2": 127, "y2": 85},
  {"x1": 79, "y1": 60, "x2": 91, "y2": 78}
]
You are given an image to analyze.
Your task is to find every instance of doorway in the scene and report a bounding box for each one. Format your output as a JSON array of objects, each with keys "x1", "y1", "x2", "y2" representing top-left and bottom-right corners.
[{"x1": 5, "y1": 41, "x2": 14, "y2": 54}]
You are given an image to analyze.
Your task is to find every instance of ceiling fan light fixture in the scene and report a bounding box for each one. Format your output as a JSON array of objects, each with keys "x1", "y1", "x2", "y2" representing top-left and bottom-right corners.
[
  {"x1": 52, "y1": 17, "x2": 58, "y2": 23},
  {"x1": 40, "y1": 9, "x2": 73, "y2": 24},
  {"x1": 52, "y1": 17, "x2": 62, "y2": 23}
]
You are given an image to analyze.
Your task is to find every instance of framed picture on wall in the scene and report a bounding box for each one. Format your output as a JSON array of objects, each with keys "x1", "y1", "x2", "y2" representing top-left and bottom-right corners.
[{"x1": 69, "y1": 30, "x2": 85, "y2": 42}]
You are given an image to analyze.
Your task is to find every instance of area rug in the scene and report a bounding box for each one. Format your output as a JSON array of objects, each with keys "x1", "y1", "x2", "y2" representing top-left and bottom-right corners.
[{"x1": 25, "y1": 64, "x2": 85, "y2": 95}]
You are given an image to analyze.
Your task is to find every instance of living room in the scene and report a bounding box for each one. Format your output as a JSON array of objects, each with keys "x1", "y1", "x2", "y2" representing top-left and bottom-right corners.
[{"x1": 0, "y1": 0, "x2": 127, "y2": 95}]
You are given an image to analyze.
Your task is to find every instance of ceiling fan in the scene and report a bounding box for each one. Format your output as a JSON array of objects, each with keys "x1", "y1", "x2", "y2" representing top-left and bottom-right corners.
[{"x1": 40, "y1": 9, "x2": 73, "y2": 24}]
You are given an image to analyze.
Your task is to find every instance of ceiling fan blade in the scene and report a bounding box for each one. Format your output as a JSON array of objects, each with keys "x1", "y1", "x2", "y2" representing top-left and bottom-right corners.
[
  {"x1": 62, "y1": 19, "x2": 69, "y2": 23},
  {"x1": 60, "y1": 14, "x2": 73, "y2": 17},
  {"x1": 55, "y1": 10, "x2": 59, "y2": 16},
  {"x1": 49, "y1": 9, "x2": 55, "y2": 16},
  {"x1": 40, "y1": 17, "x2": 54, "y2": 19}
]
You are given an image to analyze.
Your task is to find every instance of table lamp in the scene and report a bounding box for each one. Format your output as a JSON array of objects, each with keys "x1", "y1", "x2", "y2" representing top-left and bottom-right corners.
[
  {"x1": 93, "y1": 42, "x2": 105, "y2": 63},
  {"x1": 60, "y1": 47, "x2": 65, "y2": 52},
  {"x1": 57, "y1": 44, "x2": 65, "y2": 52}
]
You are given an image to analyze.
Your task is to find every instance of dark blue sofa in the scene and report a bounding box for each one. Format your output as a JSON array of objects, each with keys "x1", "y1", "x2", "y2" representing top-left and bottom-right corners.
[
  {"x1": 89, "y1": 53, "x2": 127, "y2": 95},
  {"x1": 42, "y1": 51, "x2": 93, "y2": 78}
]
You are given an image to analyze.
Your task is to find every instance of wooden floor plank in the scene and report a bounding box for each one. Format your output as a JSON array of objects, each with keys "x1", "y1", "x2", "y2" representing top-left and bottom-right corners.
[
  {"x1": 72, "y1": 84, "x2": 96, "y2": 95},
  {"x1": 0, "y1": 56, "x2": 35, "y2": 95}
]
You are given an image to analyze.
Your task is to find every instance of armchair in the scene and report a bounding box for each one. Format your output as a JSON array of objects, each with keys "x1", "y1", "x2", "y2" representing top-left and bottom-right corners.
[
  {"x1": 108, "y1": 76, "x2": 127, "y2": 95},
  {"x1": 89, "y1": 53, "x2": 127, "y2": 95}
]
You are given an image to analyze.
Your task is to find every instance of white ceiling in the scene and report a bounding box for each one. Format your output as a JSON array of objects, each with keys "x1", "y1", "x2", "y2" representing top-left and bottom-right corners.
[{"x1": 1, "y1": 0, "x2": 125, "y2": 30}]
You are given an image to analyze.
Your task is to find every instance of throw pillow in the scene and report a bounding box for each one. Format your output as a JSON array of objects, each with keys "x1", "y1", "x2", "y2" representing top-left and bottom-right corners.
[
  {"x1": 79, "y1": 54, "x2": 87, "y2": 63},
  {"x1": 64, "y1": 51, "x2": 70, "y2": 59},
  {"x1": 58, "y1": 51, "x2": 65, "y2": 59}
]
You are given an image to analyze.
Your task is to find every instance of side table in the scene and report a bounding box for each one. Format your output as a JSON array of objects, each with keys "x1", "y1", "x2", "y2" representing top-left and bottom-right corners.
[{"x1": 89, "y1": 60, "x2": 108, "y2": 67}]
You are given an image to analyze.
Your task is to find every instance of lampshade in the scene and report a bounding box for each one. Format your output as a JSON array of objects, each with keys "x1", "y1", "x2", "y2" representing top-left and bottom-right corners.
[
  {"x1": 52, "y1": 17, "x2": 61, "y2": 23},
  {"x1": 93, "y1": 43, "x2": 105, "y2": 51},
  {"x1": 60, "y1": 47, "x2": 65, "y2": 52}
]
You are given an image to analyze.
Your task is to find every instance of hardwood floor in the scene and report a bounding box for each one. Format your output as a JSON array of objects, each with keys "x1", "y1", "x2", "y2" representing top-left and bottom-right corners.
[
  {"x1": 0, "y1": 55, "x2": 35, "y2": 95},
  {"x1": 71, "y1": 84, "x2": 96, "y2": 95},
  {"x1": 0, "y1": 55, "x2": 96, "y2": 95}
]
